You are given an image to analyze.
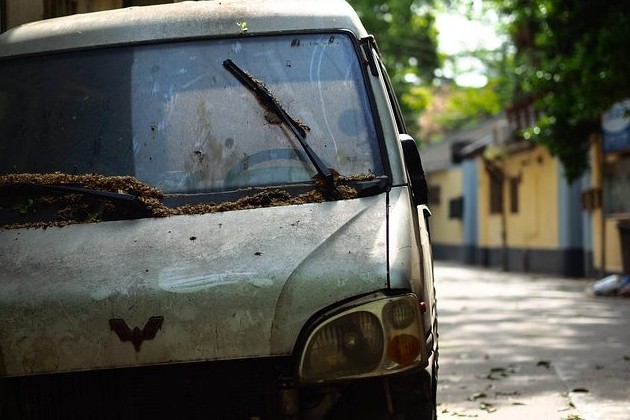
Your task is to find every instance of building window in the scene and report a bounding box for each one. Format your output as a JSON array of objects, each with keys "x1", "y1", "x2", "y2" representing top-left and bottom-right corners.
[
  {"x1": 489, "y1": 173, "x2": 503, "y2": 214},
  {"x1": 509, "y1": 177, "x2": 520, "y2": 214},
  {"x1": 448, "y1": 196, "x2": 464, "y2": 219},
  {"x1": 428, "y1": 185, "x2": 441, "y2": 206},
  {"x1": 603, "y1": 153, "x2": 630, "y2": 215},
  {"x1": 506, "y1": 96, "x2": 540, "y2": 140},
  {"x1": 581, "y1": 188, "x2": 602, "y2": 211}
]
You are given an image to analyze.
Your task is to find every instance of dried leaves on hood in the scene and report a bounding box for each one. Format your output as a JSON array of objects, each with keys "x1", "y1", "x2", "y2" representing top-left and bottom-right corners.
[{"x1": 0, "y1": 172, "x2": 361, "y2": 229}]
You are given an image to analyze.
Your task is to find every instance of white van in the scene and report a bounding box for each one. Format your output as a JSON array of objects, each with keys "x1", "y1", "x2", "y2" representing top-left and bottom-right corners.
[{"x1": 0, "y1": 1, "x2": 437, "y2": 419}]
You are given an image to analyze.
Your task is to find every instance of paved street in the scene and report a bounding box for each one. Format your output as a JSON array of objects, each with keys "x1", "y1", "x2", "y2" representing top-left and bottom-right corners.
[{"x1": 434, "y1": 262, "x2": 630, "y2": 420}]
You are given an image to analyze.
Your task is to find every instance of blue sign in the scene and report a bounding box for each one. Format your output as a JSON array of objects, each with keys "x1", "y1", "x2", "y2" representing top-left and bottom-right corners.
[{"x1": 602, "y1": 99, "x2": 630, "y2": 153}]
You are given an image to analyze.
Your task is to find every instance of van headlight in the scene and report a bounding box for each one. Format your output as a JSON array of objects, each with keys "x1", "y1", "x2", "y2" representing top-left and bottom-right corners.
[{"x1": 297, "y1": 294, "x2": 427, "y2": 383}]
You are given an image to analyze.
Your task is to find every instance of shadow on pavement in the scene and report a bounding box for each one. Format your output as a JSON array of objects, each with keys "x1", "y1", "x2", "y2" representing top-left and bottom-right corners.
[{"x1": 434, "y1": 262, "x2": 630, "y2": 420}]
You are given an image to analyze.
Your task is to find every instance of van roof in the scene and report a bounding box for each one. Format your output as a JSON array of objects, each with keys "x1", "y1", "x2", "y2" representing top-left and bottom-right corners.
[{"x1": 0, "y1": 0, "x2": 368, "y2": 58}]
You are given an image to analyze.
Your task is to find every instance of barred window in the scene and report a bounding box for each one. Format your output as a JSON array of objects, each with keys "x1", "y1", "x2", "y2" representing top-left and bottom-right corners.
[
  {"x1": 489, "y1": 173, "x2": 503, "y2": 214},
  {"x1": 509, "y1": 177, "x2": 520, "y2": 214}
]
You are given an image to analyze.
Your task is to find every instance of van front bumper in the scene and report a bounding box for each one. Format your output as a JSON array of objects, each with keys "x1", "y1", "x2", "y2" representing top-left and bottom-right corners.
[{"x1": 2, "y1": 352, "x2": 436, "y2": 420}]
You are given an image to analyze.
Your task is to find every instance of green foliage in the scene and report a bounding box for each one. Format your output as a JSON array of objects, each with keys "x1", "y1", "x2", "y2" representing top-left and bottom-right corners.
[
  {"x1": 437, "y1": 81, "x2": 502, "y2": 131},
  {"x1": 348, "y1": 0, "x2": 441, "y2": 137},
  {"x1": 415, "y1": 1, "x2": 514, "y2": 142},
  {"x1": 349, "y1": 0, "x2": 439, "y2": 80},
  {"x1": 488, "y1": 0, "x2": 630, "y2": 181},
  {"x1": 401, "y1": 85, "x2": 433, "y2": 118}
]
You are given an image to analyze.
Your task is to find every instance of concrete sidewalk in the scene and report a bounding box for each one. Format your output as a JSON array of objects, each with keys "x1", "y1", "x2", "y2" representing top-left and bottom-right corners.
[{"x1": 434, "y1": 262, "x2": 630, "y2": 420}]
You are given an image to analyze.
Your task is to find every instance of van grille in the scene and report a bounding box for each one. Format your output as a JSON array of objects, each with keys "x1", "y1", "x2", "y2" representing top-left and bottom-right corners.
[{"x1": 4, "y1": 357, "x2": 289, "y2": 420}]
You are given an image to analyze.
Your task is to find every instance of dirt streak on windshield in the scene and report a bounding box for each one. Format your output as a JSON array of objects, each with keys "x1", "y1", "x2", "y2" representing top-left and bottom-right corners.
[{"x1": 0, "y1": 172, "x2": 365, "y2": 230}]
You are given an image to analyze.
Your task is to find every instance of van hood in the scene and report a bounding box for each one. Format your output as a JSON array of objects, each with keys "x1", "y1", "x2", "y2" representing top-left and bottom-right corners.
[{"x1": 0, "y1": 195, "x2": 387, "y2": 376}]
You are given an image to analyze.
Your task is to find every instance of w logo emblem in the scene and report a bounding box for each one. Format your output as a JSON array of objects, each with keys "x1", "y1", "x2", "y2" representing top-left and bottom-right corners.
[{"x1": 109, "y1": 316, "x2": 164, "y2": 351}]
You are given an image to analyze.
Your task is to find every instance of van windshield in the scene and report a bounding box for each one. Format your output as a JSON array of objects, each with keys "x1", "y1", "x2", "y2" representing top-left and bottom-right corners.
[{"x1": 0, "y1": 33, "x2": 384, "y2": 199}]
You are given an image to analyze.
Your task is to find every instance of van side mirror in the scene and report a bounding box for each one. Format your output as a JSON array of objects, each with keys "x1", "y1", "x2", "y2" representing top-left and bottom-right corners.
[{"x1": 400, "y1": 134, "x2": 428, "y2": 207}]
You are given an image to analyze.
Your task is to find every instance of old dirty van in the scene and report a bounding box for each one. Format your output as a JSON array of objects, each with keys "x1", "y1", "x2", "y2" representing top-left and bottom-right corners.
[{"x1": 0, "y1": 1, "x2": 437, "y2": 419}]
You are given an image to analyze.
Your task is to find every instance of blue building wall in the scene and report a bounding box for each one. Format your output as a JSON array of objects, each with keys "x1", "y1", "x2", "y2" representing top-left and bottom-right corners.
[
  {"x1": 462, "y1": 159, "x2": 479, "y2": 264},
  {"x1": 557, "y1": 163, "x2": 586, "y2": 277}
]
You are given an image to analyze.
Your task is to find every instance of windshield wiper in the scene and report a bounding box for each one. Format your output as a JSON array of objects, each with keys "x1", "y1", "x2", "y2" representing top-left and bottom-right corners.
[
  {"x1": 223, "y1": 59, "x2": 340, "y2": 200},
  {"x1": 1, "y1": 183, "x2": 153, "y2": 215}
]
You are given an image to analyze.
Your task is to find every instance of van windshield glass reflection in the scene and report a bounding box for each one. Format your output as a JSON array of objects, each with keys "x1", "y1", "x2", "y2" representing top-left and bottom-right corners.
[{"x1": 0, "y1": 33, "x2": 383, "y2": 195}]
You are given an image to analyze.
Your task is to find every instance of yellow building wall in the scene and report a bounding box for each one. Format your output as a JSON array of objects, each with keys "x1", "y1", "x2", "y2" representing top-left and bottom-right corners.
[
  {"x1": 426, "y1": 167, "x2": 464, "y2": 246},
  {"x1": 599, "y1": 218, "x2": 624, "y2": 273},
  {"x1": 477, "y1": 145, "x2": 559, "y2": 250},
  {"x1": 506, "y1": 146, "x2": 559, "y2": 249}
]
